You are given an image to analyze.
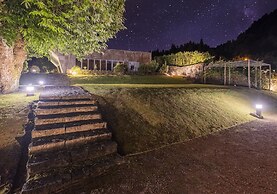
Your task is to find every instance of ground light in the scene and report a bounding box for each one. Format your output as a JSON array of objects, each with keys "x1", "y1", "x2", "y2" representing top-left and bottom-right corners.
[
  {"x1": 72, "y1": 71, "x2": 77, "y2": 76},
  {"x1": 250, "y1": 104, "x2": 264, "y2": 119},
  {"x1": 26, "y1": 85, "x2": 35, "y2": 96},
  {"x1": 39, "y1": 80, "x2": 44, "y2": 86}
]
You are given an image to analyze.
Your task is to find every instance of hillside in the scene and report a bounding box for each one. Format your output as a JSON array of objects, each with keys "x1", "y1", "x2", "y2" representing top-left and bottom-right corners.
[
  {"x1": 80, "y1": 83, "x2": 277, "y2": 154},
  {"x1": 216, "y1": 9, "x2": 277, "y2": 67},
  {"x1": 152, "y1": 9, "x2": 277, "y2": 69}
]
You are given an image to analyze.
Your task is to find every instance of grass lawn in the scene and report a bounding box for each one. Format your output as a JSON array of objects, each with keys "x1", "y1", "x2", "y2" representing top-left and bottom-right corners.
[
  {"x1": 0, "y1": 93, "x2": 37, "y2": 192},
  {"x1": 74, "y1": 75, "x2": 277, "y2": 155},
  {"x1": 71, "y1": 76, "x2": 276, "y2": 154},
  {"x1": 70, "y1": 75, "x2": 193, "y2": 85}
]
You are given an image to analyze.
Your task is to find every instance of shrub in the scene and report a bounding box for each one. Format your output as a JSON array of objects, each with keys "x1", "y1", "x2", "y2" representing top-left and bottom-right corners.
[
  {"x1": 70, "y1": 66, "x2": 83, "y2": 75},
  {"x1": 113, "y1": 63, "x2": 128, "y2": 75},
  {"x1": 138, "y1": 61, "x2": 159, "y2": 75},
  {"x1": 156, "y1": 51, "x2": 213, "y2": 67}
]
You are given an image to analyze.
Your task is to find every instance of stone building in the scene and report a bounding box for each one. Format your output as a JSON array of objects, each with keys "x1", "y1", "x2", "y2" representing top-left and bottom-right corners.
[{"x1": 50, "y1": 49, "x2": 152, "y2": 73}]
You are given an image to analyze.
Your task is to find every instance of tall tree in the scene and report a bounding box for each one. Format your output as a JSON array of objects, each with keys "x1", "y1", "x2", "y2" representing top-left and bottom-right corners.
[{"x1": 0, "y1": 0, "x2": 125, "y2": 93}]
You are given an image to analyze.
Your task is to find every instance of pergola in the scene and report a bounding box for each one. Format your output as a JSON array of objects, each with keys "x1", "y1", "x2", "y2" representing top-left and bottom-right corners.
[{"x1": 203, "y1": 60, "x2": 272, "y2": 90}]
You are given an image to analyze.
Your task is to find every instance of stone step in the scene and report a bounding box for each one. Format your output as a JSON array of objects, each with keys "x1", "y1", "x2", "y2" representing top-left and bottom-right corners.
[
  {"x1": 39, "y1": 95, "x2": 91, "y2": 101},
  {"x1": 32, "y1": 122, "x2": 107, "y2": 138},
  {"x1": 29, "y1": 128, "x2": 112, "y2": 154},
  {"x1": 37, "y1": 100, "x2": 97, "y2": 108},
  {"x1": 27, "y1": 141, "x2": 118, "y2": 176},
  {"x1": 35, "y1": 113, "x2": 102, "y2": 126},
  {"x1": 35, "y1": 106, "x2": 98, "y2": 116},
  {"x1": 22, "y1": 154, "x2": 124, "y2": 194}
]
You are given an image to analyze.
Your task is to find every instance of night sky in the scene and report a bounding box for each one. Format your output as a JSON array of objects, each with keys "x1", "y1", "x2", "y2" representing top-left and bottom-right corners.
[{"x1": 108, "y1": 0, "x2": 277, "y2": 51}]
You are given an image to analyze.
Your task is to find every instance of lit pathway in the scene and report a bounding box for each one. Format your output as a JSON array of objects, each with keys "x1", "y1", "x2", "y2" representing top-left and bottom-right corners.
[{"x1": 67, "y1": 116, "x2": 277, "y2": 193}]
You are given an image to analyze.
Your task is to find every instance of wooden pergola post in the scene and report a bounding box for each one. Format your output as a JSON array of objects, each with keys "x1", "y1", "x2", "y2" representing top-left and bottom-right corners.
[
  {"x1": 269, "y1": 64, "x2": 272, "y2": 90},
  {"x1": 228, "y1": 66, "x2": 231, "y2": 85},
  {"x1": 259, "y1": 65, "x2": 262, "y2": 89},
  {"x1": 255, "y1": 66, "x2": 258, "y2": 88},
  {"x1": 224, "y1": 64, "x2": 227, "y2": 85},
  {"x1": 248, "y1": 59, "x2": 251, "y2": 88}
]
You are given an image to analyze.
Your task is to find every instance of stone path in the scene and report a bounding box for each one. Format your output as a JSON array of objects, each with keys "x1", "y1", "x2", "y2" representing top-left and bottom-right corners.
[
  {"x1": 21, "y1": 86, "x2": 123, "y2": 193},
  {"x1": 66, "y1": 116, "x2": 277, "y2": 193}
]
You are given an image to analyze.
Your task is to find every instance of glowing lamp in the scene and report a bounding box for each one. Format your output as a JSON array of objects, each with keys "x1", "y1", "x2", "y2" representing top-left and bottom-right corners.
[
  {"x1": 251, "y1": 104, "x2": 263, "y2": 119},
  {"x1": 256, "y1": 104, "x2": 263, "y2": 109},
  {"x1": 26, "y1": 85, "x2": 35, "y2": 96},
  {"x1": 72, "y1": 71, "x2": 77, "y2": 76},
  {"x1": 39, "y1": 81, "x2": 44, "y2": 85},
  {"x1": 255, "y1": 104, "x2": 263, "y2": 118}
]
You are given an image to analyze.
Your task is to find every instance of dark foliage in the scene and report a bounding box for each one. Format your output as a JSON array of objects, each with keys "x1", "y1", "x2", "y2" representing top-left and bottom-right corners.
[
  {"x1": 152, "y1": 39, "x2": 211, "y2": 58},
  {"x1": 216, "y1": 9, "x2": 277, "y2": 68},
  {"x1": 153, "y1": 9, "x2": 277, "y2": 69}
]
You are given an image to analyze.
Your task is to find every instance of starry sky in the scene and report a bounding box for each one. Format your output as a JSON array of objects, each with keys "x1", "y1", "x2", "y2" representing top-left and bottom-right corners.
[{"x1": 108, "y1": 0, "x2": 277, "y2": 51}]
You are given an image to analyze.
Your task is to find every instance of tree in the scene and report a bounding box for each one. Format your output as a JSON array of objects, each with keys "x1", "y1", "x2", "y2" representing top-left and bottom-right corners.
[{"x1": 0, "y1": 0, "x2": 125, "y2": 93}]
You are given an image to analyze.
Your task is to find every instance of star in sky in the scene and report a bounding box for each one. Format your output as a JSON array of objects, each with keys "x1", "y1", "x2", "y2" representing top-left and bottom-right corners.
[{"x1": 108, "y1": 0, "x2": 277, "y2": 51}]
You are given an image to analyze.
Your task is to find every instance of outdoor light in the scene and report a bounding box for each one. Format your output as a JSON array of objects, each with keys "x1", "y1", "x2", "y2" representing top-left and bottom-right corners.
[
  {"x1": 250, "y1": 104, "x2": 263, "y2": 119},
  {"x1": 39, "y1": 80, "x2": 44, "y2": 86},
  {"x1": 255, "y1": 104, "x2": 263, "y2": 118},
  {"x1": 72, "y1": 71, "x2": 77, "y2": 76},
  {"x1": 26, "y1": 85, "x2": 35, "y2": 96}
]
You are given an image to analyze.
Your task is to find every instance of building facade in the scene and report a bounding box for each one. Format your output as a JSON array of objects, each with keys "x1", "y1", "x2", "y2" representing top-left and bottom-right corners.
[{"x1": 50, "y1": 49, "x2": 152, "y2": 73}]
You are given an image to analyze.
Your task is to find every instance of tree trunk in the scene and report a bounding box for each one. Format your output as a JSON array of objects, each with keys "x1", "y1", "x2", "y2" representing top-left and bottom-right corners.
[{"x1": 0, "y1": 38, "x2": 27, "y2": 93}]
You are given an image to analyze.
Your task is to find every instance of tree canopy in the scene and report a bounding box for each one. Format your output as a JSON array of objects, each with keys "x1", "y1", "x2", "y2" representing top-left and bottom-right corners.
[
  {"x1": 0, "y1": 0, "x2": 125, "y2": 58},
  {"x1": 156, "y1": 51, "x2": 213, "y2": 67}
]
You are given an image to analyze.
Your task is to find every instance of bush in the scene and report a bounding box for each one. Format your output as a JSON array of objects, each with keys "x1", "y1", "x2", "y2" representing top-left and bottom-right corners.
[
  {"x1": 113, "y1": 63, "x2": 128, "y2": 75},
  {"x1": 156, "y1": 51, "x2": 213, "y2": 67},
  {"x1": 70, "y1": 66, "x2": 83, "y2": 75},
  {"x1": 138, "y1": 61, "x2": 159, "y2": 75}
]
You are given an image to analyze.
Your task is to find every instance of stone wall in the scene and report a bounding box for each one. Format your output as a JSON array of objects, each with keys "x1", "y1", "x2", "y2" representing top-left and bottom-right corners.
[
  {"x1": 0, "y1": 39, "x2": 26, "y2": 93},
  {"x1": 167, "y1": 63, "x2": 204, "y2": 78}
]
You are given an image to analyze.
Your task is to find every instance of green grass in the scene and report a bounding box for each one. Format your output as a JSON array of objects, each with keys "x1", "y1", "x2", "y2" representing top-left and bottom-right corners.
[
  {"x1": 0, "y1": 92, "x2": 38, "y2": 192},
  {"x1": 72, "y1": 75, "x2": 277, "y2": 155},
  {"x1": 70, "y1": 75, "x2": 192, "y2": 85},
  {"x1": 82, "y1": 86, "x2": 277, "y2": 155}
]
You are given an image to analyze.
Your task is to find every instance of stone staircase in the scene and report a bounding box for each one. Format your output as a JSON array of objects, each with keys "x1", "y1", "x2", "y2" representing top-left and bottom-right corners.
[{"x1": 22, "y1": 87, "x2": 123, "y2": 193}]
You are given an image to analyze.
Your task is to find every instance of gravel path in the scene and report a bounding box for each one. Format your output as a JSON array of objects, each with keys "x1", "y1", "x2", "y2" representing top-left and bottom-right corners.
[
  {"x1": 66, "y1": 116, "x2": 277, "y2": 194},
  {"x1": 39, "y1": 86, "x2": 91, "y2": 99}
]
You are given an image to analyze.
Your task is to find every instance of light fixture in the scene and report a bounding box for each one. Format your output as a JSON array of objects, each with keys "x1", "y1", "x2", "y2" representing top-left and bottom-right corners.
[
  {"x1": 26, "y1": 85, "x2": 35, "y2": 96},
  {"x1": 251, "y1": 104, "x2": 263, "y2": 119},
  {"x1": 72, "y1": 71, "x2": 77, "y2": 76},
  {"x1": 39, "y1": 80, "x2": 44, "y2": 86}
]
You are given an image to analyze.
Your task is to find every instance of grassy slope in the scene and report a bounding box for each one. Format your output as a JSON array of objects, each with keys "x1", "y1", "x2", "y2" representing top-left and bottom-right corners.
[
  {"x1": 73, "y1": 75, "x2": 277, "y2": 155},
  {"x1": 0, "y1": 93, "x2": 37, "y2": 191},
  {"x1": 83, "y1": 85, "x2": 277, "y2": 155}
]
